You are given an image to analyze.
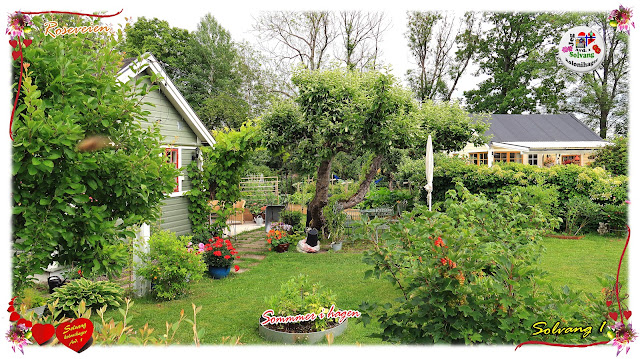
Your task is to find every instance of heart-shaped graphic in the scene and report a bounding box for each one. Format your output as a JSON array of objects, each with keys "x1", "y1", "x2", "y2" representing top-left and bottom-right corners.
[
  {"x1": 12, "y1": 50, "x2": 21, "y2": 61},
  {"x1": 9, "y1": 39, "x2": 17, "y2": 48},
  {"x1": 10, "y1": 312, "x2": 20, "y2": 321},
  {"x1": 624, "y1": 310, "x2": 632, "y2": 320},
  {"x1": 8, "y1": 305, "x2": 15, "y2": 312},
  {"x1": 609, "y1": 312, "x2": 619, "y2": 321},
  {"x1": 606, "y1": 300, "x2": 613, "y2": 307},
  {"x1": 32, "y1": 323, "x2": 55, "y2": 345},
  {"x1": 23, "y1": 39, "x2": 32, "y2": 47},
  {"x1": 55, "y1": 318, "x2": 94, "y2": 352}
]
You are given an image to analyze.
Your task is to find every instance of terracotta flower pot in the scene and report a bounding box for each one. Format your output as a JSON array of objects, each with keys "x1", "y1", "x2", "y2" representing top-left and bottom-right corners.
[{"x1": 274, "y1": 243, "x2": 290, "y2": 253}]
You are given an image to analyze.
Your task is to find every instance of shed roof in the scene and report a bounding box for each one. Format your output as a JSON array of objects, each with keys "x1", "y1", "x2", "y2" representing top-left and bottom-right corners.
[
  {"x1": 117, "y1": 53, "x2": 215, "y2": 147},
  {"x1": 477, "y1": 114, "x2": 604, "y2": 143}
]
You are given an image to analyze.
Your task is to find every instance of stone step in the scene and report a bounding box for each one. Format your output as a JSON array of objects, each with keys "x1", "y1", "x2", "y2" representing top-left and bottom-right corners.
[{"x1": 237, "y1": 254, "x2": 266, "y2": 260}]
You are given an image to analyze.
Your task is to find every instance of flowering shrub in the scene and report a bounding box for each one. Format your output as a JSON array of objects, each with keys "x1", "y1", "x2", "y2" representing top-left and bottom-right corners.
[
  {"x1": 359, "y1": 184, "x2": 600, "y2": 344},
  {"x1": 198, "y1": 236, "x2": 239, "y2": 268},
  {"x1": 266, "y1": 222, "x2": 292, "y2": 250},
  {"x1": 136, "y1": 231, "x2": 206, "y2": 301},
  {"x1": 266, "y1": 228, "x2": 288, "y2": 250}
]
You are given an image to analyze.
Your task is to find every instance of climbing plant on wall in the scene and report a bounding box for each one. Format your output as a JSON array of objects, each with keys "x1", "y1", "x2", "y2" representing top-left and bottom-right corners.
[{"x1": 186, "y1": 121, "x2": 259, "y2": 235}]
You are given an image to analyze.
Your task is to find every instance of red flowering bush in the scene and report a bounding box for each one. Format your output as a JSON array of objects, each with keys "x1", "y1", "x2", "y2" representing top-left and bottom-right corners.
[
  {"x1": 359, "y1": 184, "x2": 598, "y2": 344},
  {"x1": 198, "y1": 236, "x2": 239, "y2": 269}
]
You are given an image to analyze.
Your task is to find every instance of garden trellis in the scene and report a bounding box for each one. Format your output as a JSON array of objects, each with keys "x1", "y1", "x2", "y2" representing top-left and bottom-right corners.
[{"x1": 240, "y1": 175, "x2": 280, "y2": 204}]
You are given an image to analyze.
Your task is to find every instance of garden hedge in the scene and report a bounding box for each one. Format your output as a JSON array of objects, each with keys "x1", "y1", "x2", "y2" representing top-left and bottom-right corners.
[{"x1": 424, "y1": 155, "x2": 627, "y2": 207}]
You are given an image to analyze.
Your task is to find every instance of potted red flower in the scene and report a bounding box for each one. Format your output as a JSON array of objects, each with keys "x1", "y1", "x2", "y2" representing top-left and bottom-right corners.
[{"x1": 198, "y1": 236, "x2": 240, "y2": 279}]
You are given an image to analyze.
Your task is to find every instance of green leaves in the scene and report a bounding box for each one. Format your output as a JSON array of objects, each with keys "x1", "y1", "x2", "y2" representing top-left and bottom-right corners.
[
  {"x1": 49, "y1": 278, "x2": 124, "y2": 318},
  {"x1": 358, "y1": 185, "x2": 597, "y2": 344},
  {"x1": 12, "y1": 14, "x2": 179, "y2": 294}
]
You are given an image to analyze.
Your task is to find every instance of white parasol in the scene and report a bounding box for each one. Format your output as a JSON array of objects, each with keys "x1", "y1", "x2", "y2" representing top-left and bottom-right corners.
[{"x1": 424, "y1": 135, "x2": 434, "y2": 211}]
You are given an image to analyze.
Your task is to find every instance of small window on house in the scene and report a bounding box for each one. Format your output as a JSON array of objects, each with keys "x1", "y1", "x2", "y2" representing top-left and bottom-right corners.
[
  {"x1": 165, "y1": 148, "x2": 179, "y2": 192},
  {"x1": 470, "y1": 152, "x2": 488, "y2": 165},
  {"x1": 528, "y1": 154, "x2": 538, "y2": 165},
  {"x1": 561, "y1": 155, "x2": 581, "y2": 165},
  {"x1": 495, "y1": 152, "x2": 522, "y2": 163}
]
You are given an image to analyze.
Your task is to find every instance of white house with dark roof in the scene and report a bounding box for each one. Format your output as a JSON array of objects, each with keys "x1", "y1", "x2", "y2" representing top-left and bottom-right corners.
[{"x1": 456, "y1": 114, "x2": 609, "y2": 167}]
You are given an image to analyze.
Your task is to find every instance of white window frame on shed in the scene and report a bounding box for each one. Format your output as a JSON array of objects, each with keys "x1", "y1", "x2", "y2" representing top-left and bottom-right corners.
[{"x1": 160, "y1": 145, "x2": 199, "y2": 197}]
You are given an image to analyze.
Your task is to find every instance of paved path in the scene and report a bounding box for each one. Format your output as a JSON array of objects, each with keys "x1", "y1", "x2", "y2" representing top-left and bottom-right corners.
[{"x1": 231, "y1": 228, "x2": 269, "y2": 274}]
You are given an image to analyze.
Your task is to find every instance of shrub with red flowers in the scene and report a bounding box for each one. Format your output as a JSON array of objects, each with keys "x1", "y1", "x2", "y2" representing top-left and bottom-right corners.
[
  {"x1": 199, "y1": 236, "x2": 239, "y2": 269},
  {"x1": 359, "y1": 184, "x2": 601, "y2": 344}
]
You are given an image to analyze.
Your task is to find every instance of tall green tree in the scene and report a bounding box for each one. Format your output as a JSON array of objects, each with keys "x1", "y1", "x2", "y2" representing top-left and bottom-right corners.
[
  {"x1": 564, "y1": 13, "x2": 629, "y2": 138},
  {"x1": 405, "y1": 12, "x2": 481, "y2": 102},
  {"x1": 13, "y1": 15, "x2": 178, "y2": 293},
  {"x1": 120, "y1": 17, "x2": 192, "y2": 83},
  {"x1": 261, "y1": 69, "x2": 415, "y2": 229},
  {"x1": 261, "y1": 68, "x2": 485, "y2": 229},
  {"x1": 123, "y1": 15, "x2": 277, "y2": 130},
  {"x1": 464, "y1": 12, "x2": 566, "y2": 114}
]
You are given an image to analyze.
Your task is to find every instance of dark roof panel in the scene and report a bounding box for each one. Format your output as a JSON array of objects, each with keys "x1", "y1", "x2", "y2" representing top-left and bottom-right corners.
[{"x1": 477, "y1": 114, "x2": 603, "y2": 142}]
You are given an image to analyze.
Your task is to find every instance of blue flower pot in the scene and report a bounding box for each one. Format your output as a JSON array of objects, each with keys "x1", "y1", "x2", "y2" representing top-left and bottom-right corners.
[{"x1": 208, "y1": 266, "x2": 231, "y2": 279}]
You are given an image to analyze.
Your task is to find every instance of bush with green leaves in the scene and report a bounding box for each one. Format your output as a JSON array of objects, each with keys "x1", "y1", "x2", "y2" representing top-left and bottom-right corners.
[
  {"x1": 408, "y1": 155, "x2": 628, "y2": 207},
  {"x1": 186, "y1": 122, "x2": 259, "y2": 234},
  {"x1": 12, "y1": 15, "x2": 179, "y2": 294},
  {"x1": 279, "y1": 210, "x2": 304, "y2": 233},
  {"x1": 361, "y1": 187, "x2": 414, "y2": 211},
  {"x1": 358, "y1": 184, "x2": 603, "y2": 344},
  {"x1": 266, "y1": 274, "x2": 338, "y2": 332},
  {"x1": 564, "y1": 195, "x2": 603, "y2": 235},
  {"x1": 399, "y1": 155, "x2": 628, "y2": 233},
  {"x1": 601, "y1": 203, "x2": 628, "y2": 230},
  {"x1": 48, "y1": 278, "x2": 123, "y2": 317},
  {"x1": 499, "y1": 184, "x2": 560, "y2": 219},
  {"x1": 135, "y1": 230, "x2": 206, "y2": 301},
  {"x1": 589, "y1": 136, "x2": 627, "y2": 176}
]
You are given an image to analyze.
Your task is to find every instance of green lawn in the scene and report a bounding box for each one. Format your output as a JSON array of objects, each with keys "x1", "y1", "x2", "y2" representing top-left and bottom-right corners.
[
  {"x1": 103, "y1": 233, "x2": 629, "y2": 345},
  {"x1": 537, "y1": 234, "x2": 629, "y2": 295},
  {"x1": 122, "y1": 251, "x2": 398, "y2": 344}
]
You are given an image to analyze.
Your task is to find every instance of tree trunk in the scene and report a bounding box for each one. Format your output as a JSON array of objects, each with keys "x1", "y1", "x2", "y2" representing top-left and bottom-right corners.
[
  {"x1": 338, "y1": 154, "x2": 383, "y2": 209},
  {"x1": 308, "y1": 158, "x2": 332, "y2": 230},
  {"x1": 599, "y1": 108, "x2": 609, "y2": 139}
]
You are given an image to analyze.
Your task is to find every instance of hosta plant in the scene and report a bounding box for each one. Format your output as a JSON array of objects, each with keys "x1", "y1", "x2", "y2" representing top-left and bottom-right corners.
[{"x1": 48, "y1": 278, "x2": 123, "y2": 317}]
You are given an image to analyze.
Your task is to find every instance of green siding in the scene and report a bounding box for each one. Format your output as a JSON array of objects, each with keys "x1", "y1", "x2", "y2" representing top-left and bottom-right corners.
[
  {"x1": 180, "y1": 148, "x2": 196, "y2": 192},
  {"x1": 128, "y1": 71, "x2": 207, "y2": 237},
  {"x1": 159, "y1": 196, "x2": 192, "y2": 236},
  {"x1": 137, "y1": 75, "x2": 199, "y2": 146}
]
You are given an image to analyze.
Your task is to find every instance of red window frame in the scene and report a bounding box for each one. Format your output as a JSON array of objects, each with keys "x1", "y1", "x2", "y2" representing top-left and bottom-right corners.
[{"x1": 165, "y1": 148, "x2": 179, "y2": 192}]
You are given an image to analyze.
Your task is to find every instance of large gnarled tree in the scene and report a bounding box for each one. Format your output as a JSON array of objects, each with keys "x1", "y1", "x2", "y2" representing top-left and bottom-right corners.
[{"x1": 262, "y1": 68, "x2": 415, "y2": 229}]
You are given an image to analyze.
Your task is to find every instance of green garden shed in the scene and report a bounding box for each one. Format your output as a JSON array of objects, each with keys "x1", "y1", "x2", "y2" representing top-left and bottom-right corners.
[{"x1": 117, "y1": 53, "x2": 215, "y2": 236}]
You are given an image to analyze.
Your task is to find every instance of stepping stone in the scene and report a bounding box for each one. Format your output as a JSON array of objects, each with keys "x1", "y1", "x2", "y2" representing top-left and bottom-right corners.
[
  {"x1": 238, "y1": 254, "x2": 266, "y2": 260},
  {"x1": 235, "y1": 268, "x2": 250, "y2": 274}
]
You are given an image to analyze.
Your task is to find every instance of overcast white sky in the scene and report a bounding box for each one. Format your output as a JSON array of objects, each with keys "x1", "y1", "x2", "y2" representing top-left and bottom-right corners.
[{"x1": 1, "y1": 1, "x2": 638, "y2": 358}]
